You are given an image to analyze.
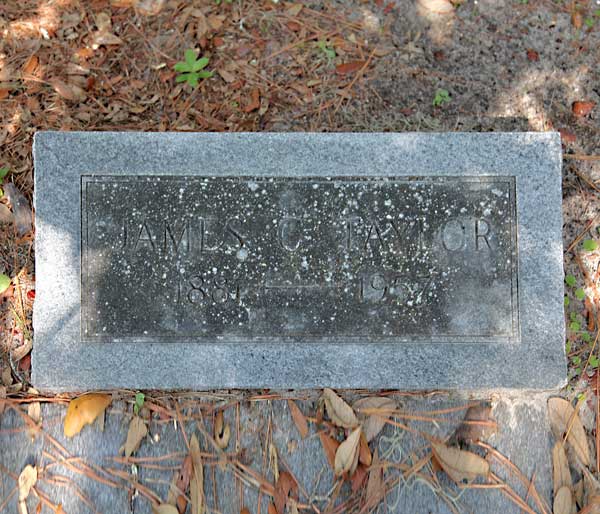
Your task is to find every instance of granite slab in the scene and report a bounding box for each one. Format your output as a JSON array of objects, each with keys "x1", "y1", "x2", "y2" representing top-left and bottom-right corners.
[{"x1": 32, "y1": 132, "x2": 565, "y2": 391}]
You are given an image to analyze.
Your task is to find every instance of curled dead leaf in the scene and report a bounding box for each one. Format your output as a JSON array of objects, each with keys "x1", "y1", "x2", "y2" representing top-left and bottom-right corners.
[
  {"x1": 554, "y1": 486, "x2": 573, "y2": 514},
  {"x1": 125, "y1": 416, "x2": 148, "y2": 457},
  {"x1": 334, "y1": 427, "x2": 361, "y2": 476},
  {"x1": 319, "y1": 432, "x2": 340, "y2": 470},
  {"x1": 288, "y1": 400, "x2": 309, "y2": 439},
  {"x1": 353, "y1": 396, "x2": 396, "y2": 442},
  {"x1": 322, "y1": 389, "x2": 359, "y2": 429},
  {"x1": 431, "y1": 442, "x2": 489, "y2": 484},
  {"x1": 548, "y1": 397, "x2": 591, "y2": 467},
  {"x1": 64, "y1": 393, "x2": 111, "y2": 437},
  {"x1": 553, "y1": 441, "x2": 572, "y2": 496},
  {"x1": 215, "y1": 410, "x2": 230, "y2": 449}
]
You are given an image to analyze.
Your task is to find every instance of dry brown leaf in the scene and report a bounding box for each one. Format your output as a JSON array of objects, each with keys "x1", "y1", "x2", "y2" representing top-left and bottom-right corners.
[
  {"x1": 215, "y1": 411, "x2": 230, "y2": 449},
  {"x1": 153, "y1": 505, "x2": 179, "y2": 514},
  {"x1": 269, "y1": 443, "x2": 279, "y2": 483},
  {"x1": 207, "y1": 15, "x2": 226, "y2": 31},
  {"x1": 358, "y1": 431, "x2": 372, "y2": 466},
  {"x1": 548, "y1": 398, "x2": 591, "y2": 467},
  {"x1": 431, "y1": 442, "x2": 489, "y2": 484},
  {"x1": 0, "y1": 385, "x2": 6, "y2": 416},
  {"x1": 267, "y1": 504, "x2": 277, "y2": 514},
  {"x1": 323, "y1": 389, "x2": 359, "y2": 429},
  {"x1": 218, "y1": 69, "x2": 235, "y2": 84},
  {"x1": 418, "y1": 0, "x2": 454, "y2": 14},
  {"x1": 288, "y1": 400, "x2": 309, "y2": 439},
  {"x1": 189, "y1": 434, "x2": 204, "y2": 514},
  {"x1": 18, "y1": 465, "x2": 37, "y2": 501},
  {"x1": 27, "y1": 401, "x2": 41, "y2": 439},
  {"x1": 350, "y1": 463, "x2": 368, "y2": 492},
  {"x1": 125, "y1": 416, "x2": 148, "y2": 457},
  {"x1": 135, "y1": 0, "x2": 165, "y2": 15},
  {"x1": 286, "y1": 4, "x2": 303, "y2": 16},
  {"x1": 583, "y1": 467, "x2": 600, "y2": 507},
  {"x1": 554, "y1": 486, "x2": 573, "y2": 514},
  {"x1": 450, "y1": 403, "x2": 497, "y2": 445},
  {"x1": 22, "y1": 55, "x2": 39, "y2": 76},
  {"x1": 553, "y1": 441, "x2": 572, "y2": 496},
  {"x1": 571, "y1": 10, "x2": 583, "y2": 29},
  {"x1": 335, "y1": 61, "x2": 367, "y2": 75},
  {"x1": 319, "y1": 432, "x2": 340, "y2": 470},
  {"x1": 574, "y1": 479, "x2": 584, "y2": 509},
  {"x1": 573, "y1": 101, "x2": 596, "y2": 117},
  {"x1": 353, "y1": 396, "x2": 396, "y2": 442},
  {"x1": 274, "y1": 471, "x2": 297, "y2": 514},
  {"x1": 366, "y1": 449, "x2": 384, "y2": 506},
  {"x1": 64, "y1": 393, "x2": 111, "y2": 437},
  {"x1": 240, "y1": 509, "x2": 251, "y2": 514},
  {"x1": 334, "y1": 427, "x2": 361, "y2": 476},
  {"x1": 50, "y1": 79, "x2": 85, "y2": 102},
  {"x1": 167, "y1": 455, "x2": 192, "y2": 513},
  {"x1": 243, "y1": 88, "x2": 260, "y2": 113}
]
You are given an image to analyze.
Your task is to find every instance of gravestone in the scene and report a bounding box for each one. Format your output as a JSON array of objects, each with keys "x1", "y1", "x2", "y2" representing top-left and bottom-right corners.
[{"x1": 33, "y1": 132, "x2": 566, "y2": 391}]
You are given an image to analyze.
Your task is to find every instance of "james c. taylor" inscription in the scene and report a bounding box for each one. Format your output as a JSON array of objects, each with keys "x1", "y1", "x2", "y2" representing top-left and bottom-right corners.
[{"x1": 81, "y1": 176, "x2": 518, "y2": 343}]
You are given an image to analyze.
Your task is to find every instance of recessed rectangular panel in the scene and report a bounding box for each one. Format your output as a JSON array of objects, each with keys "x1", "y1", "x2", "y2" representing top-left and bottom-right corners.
[{"x1": 81, "y1": 176, "x2": 518, "y2": 343}]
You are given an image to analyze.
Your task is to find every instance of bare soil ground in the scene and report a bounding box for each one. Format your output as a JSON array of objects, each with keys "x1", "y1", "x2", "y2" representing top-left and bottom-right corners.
[{"x1": 1, "y1": 0, "x2": 600, "y2": 512}]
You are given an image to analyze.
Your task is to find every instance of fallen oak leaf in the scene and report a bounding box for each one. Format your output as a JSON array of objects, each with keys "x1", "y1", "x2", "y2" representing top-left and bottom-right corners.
[
  {"x1": 319, "y1": 432, "x2": 340, "y2": 470},
  {"x1": 334, "y1": 427, "x2": 361, "y2": 476},
  {"x1": 548, "y1": 397, "x2": 591, "y2": 467},
  {"x1": 322, "y1": 388, "x2": 359, "y2": 429},
  {"x1": 64, "y1": 393, "x2": 111, "y2": 437},
  {"x1": 353, "y1": 396, "x2": 396, "y2": 442},
  {"x1": 431, "y1": 442, "x2": 489, "y2": 484},
  {"x1": 124, "y1": 416, "x2": 148, "y2": 457},
  {"x1": 288, "y1": 400, "x2": 309, "y2": 439}
]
